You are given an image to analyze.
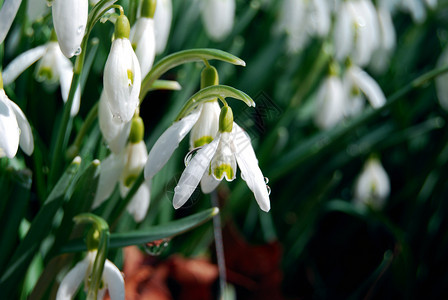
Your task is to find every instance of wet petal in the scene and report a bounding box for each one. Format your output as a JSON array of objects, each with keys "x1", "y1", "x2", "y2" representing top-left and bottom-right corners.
[
  {"x1": 173, "y1": 137, "x2": 220, "y2": 209},
  {"x1": 56, "y1": 257, "x2": 89, "y2": 300},
  {"x1": 2, "y1": 45, "x2": 47, "y2": 85},
  {"x1": 8, "y1": 99, "x2": 34, "y2": 155},
  {"x1": 234, "y1": 124, "x2": 270, "y2": 212},
  {"x1": 144, "y1": 108, "x2": 201, "y2": 180}
]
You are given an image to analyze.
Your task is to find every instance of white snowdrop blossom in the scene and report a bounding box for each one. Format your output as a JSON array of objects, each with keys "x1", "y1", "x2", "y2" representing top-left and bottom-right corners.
[
  {"x1": 94, "y1": 140, "x2": 150, "y2": 222},
  {"x1": 56, "y1": 251, "x2": 125, "y2": 300},
  {"x1": 0, "y1": 82, "x2": 34, "y2": 158},
  {"x1": 314, "y1": 74, "x2": 346, "y2": 129},
  {"x1": 173, "y1": 119, "x2": 271, "y2": 212},
  {"x1": 343, "y1": 64, "x2": 386, "y2": 115},
  {"x1": 354, "y1": 157, "x2": 390, "y2": 210},
  {"x1": 0, "y1": 0, "x2": 22, "y2": 44},
  {"x1": 190, "y1": 101, "x2": 221, "y2": 148},
  {"x1": 103, "y1": 15, "x2": 142, "y2": 123},
  {"x1": 130, "y1": 17, "x2": 156, "y2": 78},
  {"x1": 2, "y1": 41, "x2": 81, "y2": 116},
  {"x1": 201, "y1": 0, "x2": 235, "y2": 41},
  {"x1": 154, "y1": 0, "x2": 172, "y2": 54},
  {"x1": 52, "y1": 0, "x2": 88, "y2": 58},
  {"x1": 333, "y1": 0, "x2": 381, "y2": 67}
]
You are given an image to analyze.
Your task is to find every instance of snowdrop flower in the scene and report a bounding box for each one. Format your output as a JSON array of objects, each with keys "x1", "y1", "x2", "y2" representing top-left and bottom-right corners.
[
  {"x1": 144, "y1": 66, "x2": 221, "y2": 181},
  {"x1": 343, "y1": 63, "x2": 386, "y2": 116},
  {"x1": 0, "y1": 0, "x2": 22, "y2": 44},
  {"x1": 0, "y1": 73, "x2": 34, "y2": 158},
  {"x1": 56, "y1": 250, "x2": 124, "y2": 300},
  {"x1": 27, "y1": 0, "x2": 49, "y2": 23},
  {"x1": 354, "y1": 157, "x2": 390, "y2": 210},
  {"x1": 173, "y1": 105, "x2": 270, "y2": 211},
  {"x1": 130, "y1": 0, "x2": 156, "y2": 78},
  {"x1": 201, "y1": 0, "x2": 235, "y2": 41},
  {"x1": 154, "y1": 0, "x2": 172, "y2": 54},
  {"x1": 2, "y1": 35, "x2": 81, "y2": 116},
  {"x1": 333, "y1": 0, "x2": 380, "y2": 67},
  {"x1": 399, "y1": 0, "x2": 435, "y2": 23},
  {"x1": 52, "y1": 0, "x2": 88, "y2": 58},
  {"x1": 103, "y1": 13, "x2": 141, "y2": 123},
  {"x1": 94, "y1": 116, "x2": 150, "y2": 222}
]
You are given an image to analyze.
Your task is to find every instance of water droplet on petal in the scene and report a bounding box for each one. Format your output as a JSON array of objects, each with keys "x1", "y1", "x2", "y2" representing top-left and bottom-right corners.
[
  {"x1": 74, "y1": 47, "x2": 82, "y2": 56},
  {"x1": 241, "y1": 172, "x2": 246, "y2": 181},
  {"x1": 143, "y1": 238, "x2": 171, "y2": 256},
  {"x1": 266, "y1": 185, "x2": 271, "y2": 195},
  {"x1": 112, "y1": 113, "x2": 122, "y2": 122},
  {"x1": 264, "y1": 177, "x2": 269, "y2": 184},
  {"x1": 77, "y1": 25, "x2": 84, "y2": 35},
  {"x1": 184, "y1": 147, "x2": 202, "y2": 167}
]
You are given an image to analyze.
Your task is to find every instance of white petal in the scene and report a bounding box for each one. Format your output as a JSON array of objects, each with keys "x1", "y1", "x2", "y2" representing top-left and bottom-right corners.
[
  {"x1": 126, "y1": 180, "x2": 151, "y2": 222},
  {"x1": 8, "y1": 99, "x2": 34, "y2": 155},
  {"x1": 154, "y1": 0, "x2": 172, "y2": 54},
  {"x1": 2, "y1": 45, "x2": 46, "y2": 86},
  {"x1": 349, "y1": 65, "x2": 386, "y2": 108},
  {"x1": 189, "y1": 101, "x2": 220, "y2": 148},
  {"x1": 130, "y1": 17, "x2": 156, "y2": 79},
  {"x1": 120, "y1": 141, "x2": 148, "y2": 198},
  {"x1": 98, "y1": 91, "x2": 130, "y2": 154},
  {"x1": 377, "y1": 7, "x2": 396, "y2": 52},
  {"x1": 0, "y1": 90, "x2": 20, "y2": 158},
  {"x1": 93, "y1": 152, "x2": 126, "y2": 209},
  {"x1": 333, "y1": 3, "x2": 353, "y2": 61},
  {"x1": 200, "y1": 172, "x2": 221, "y2": 194},
  {"x1": 52, "y1": 0, "x2": 88, "y2": 58},
  {"x1": 56, "y1": 257, "x2": 90, "y2": 300},
  {"x1": 103, "y1": 38, "x2": 141, "y2": 123},
  {"x1": 144, "y1": 108, "x2": 202, "y2": 180},
  {"x1": 314, "y1": 75, "x2": 346, "y2": 129},
  {"x1": 210, "y1": 131, "x2": 237, "y2": 181},
  {"x1": 103, "y1": 259, "x2": 125, "y2": 300},
  {"x1": 233, "y1": 124, "x2": 270, "y2": 212},
  {"x1": 173, "y1": 137, "x2": 220, "y2": 209},
  {"x1": 0, "y1": 0, "x2": 22, "y2": 45},
  {"x1": 27, "y1": 0, "x2": 48, "y2": 22},
  {"x1": 401, "y1": 0, "x2": 426, "y2": 23},
  {"x1": 310, "y1": 0, "x2": 331, "y2": 37},
  {"x1": 201, "y1": 0, "x2": 235, "y2": 41},
  {"x1": 58, "y1": 59, "x2": 80, "y2": 116}
]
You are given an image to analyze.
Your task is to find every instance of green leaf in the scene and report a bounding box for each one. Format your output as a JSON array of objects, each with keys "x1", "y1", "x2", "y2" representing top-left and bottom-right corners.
[
  {"x1": 150, "y1": 80, "x2": 182, "y2": 91},
  {"x1": 140, "y1": 48, "x2": 246, "y2": 100},
  {"x1": 0, "y1": 158, "x2": 81, "y2": 297},
  {"x1": 61, "y1": 207, "x2": 219, "y2": 253},
  {"x1": 175, "y1": 85, "x2": 255, "y2": 121}
]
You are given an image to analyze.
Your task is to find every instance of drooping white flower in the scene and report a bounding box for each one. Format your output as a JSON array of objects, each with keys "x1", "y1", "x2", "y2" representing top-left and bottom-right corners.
[
  {"x1": 354, "y1": 157, "x2": 390, "y2": 210},
  {"x1": 0, "y1": 0, "x2": 22, "y2": 45},
  {"x1": 56, "y1": 251, "x2": 125, "y2": 300},
  {"x1": 314, "y1": 74, "x2": 346, "y2": 129},
  {"x1": 2, "y1": 40, "x2": 81, "y2": 116},
  {"x1": 201, "y1": 0, "x2": 235, "y2": 41},
  {"x1": 0, "y1": 84, "x2": 34, "y2": 158},
  {"x1": 276, "y1": 0, "x2": 308, "y2": 53},
  {"x1": 343, "y1": 64, "x2": 386, "y2": 114},
  {"x1": 173, "y1": 112, "x2": 270, "y2": 212},
  {"x1": 52, "y1": 0, "x2": 88, "y2": 58},
  {"x1": 130, "y1": 2, "x2": 156, "y2": 79},
  {"x1": 154, "y1": 0, "x2": 172, "y2": 54},
  {"x1": 103, "y1": 15, "x2": 141, "y2": 123}
]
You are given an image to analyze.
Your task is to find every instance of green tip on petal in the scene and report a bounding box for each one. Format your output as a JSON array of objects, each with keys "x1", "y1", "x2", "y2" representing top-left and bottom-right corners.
[
  {"x1": 129, "y1": 116, "x2": 145, "y2": 144},
  {"x1": 194, "y1": 136, "x2": 214, "y2": 148},
  {"x1": 115, "y1": 14, "x2": 131, "y2": 39},
  {"x1": 201, "y1": 66, "x2": 219, "y2": 89},
  {"x1": 219, "y1": 105, "x2": 233, "y2": 133},
  {"x1": 0, "y1": 72, "x2": 3, "y2": 90},
  {"x1": 214, "y1": 164, "x2": 234, "y2": 181},
  {"x1": 142, "y1": 0, "x2": 157, "y2": 18},
  {"x1": 124, "y1": 174, "x2": 138, "y2": 187},
  {"x1": 127, "y1": 69, "x2": 134, "y2": 86}
]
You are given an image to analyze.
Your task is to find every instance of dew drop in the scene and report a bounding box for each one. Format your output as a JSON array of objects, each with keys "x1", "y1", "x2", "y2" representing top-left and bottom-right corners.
[
  {"x1": 74, "y1": 47, "x2": 82, "y2": 56},
  {"x1": 184, "y1": 147, "x2": 202, "y2": 167},
  {"x1": 241, "y1": 172, "x2": 246, "y2": 181},
  {"x1": 143, "y1": 238, "x2": 170, "y2": 256},
  {"x1": 77, "y1": 25, "x2": 85, "y2": 35},
  {"x1": 266, "y1": 185, "x2": 271, "y2": 195},
  {"x1": 112, "y1": 113, "x2": 122, "y2": 122},
  {"x1": 264, "y1": 177, "x2": 269, "y2": 184}
]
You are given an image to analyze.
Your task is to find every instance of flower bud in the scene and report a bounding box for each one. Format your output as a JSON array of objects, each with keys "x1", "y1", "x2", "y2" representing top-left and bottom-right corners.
[
  {"x1": 219, "y1": 105, "x2": 233, "y2": 133},
  {"x1": 201, "y1": 65, "x2": 219, "y2": 89}
]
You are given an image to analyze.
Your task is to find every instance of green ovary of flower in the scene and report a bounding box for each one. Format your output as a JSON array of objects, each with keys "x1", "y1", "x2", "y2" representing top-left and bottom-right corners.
[
  {"x1": 37, "y1": 67, "x2": 54, "y2": 81},
  {"x1": 194, "y1": 136, "x2": 213, "y2": 148},
  {"x1": 124, "y1": 174, "x2": 138, "y2": 187},
  {"x1": 213, "y1": 164, "x2": 234, "y2": 180}
]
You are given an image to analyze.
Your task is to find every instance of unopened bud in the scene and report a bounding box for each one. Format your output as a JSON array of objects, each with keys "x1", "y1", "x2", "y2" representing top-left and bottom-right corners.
[{"x1": 219, "y1": 105, "x2": 233, "y2": 133}]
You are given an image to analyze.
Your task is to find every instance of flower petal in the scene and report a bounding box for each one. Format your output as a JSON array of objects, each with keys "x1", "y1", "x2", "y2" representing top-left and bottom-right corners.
[
  {"x1": 349, "y1": 65, "x2": 386, "y2": 108},
  {"x1": 234, "y1": 124, "x2": 270, "y2": 212},
  {"x1": 59, "y1": 62, "x2": 80, "y2": 116},
  {"x1": 126, "y1": 180, "x2": 151, "y2": 222},
  {"x1": 201, "y1": 0, "x2": 235, "y2": 41},
  {"x1": 8, "y1": 98, "x2": 34, "y2": 155},
  {"x1": 56, "y1": 257, "x2": 90, "y2": 300},
  {"x1": 0, "y1": 91, "x2": 20, "y2": 158},
  {"x1": 200, "y1": 172, "x2": 221, "y2": 194},
  {"x1": 154, "y1": 0, "x2": 172, "y2": 54},
  {"x1": 103, "y1": 259, "x2": 125, "y2": 300},
  {"x1": 0, "y1": 0, "x2": 22, "y2": 45},
  {"x1": 173, "y1": 137, "x2": 220, "y2": 209},
  {"x1": 130, "y1": 17, "x2": 156, "y2": 78},
  {"x1": 144, "y1": 108, "x2": 202, "y2": 180},
  {"x1": 2, "y1": 45, "x2": 47, "y2": 86}
]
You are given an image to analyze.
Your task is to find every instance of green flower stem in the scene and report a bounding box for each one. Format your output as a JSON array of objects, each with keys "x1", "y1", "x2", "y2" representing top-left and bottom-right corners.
[
  {"x1": 175, "y1": 85, "x2": 255, "y2": 121},
  {"x1": 49, "y1": 0, "x2": 118, "y2": 187},
  {"x1": 73, "y1": 213, "x2": 110, "y2": 300},
  {"x1": 140, "y1": 49, "x2": 246, "y2": 101}
]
